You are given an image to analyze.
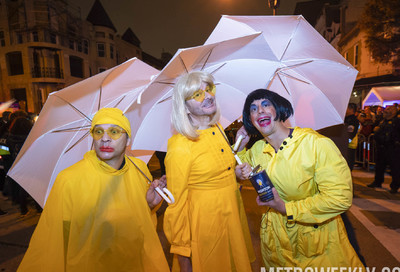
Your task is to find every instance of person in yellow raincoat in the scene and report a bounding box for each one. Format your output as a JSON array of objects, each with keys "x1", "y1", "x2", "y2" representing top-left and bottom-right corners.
[
  {"x1": 235, "y1": 89, "x2": 365, "y2": 268},
  {"x1": 163, "y1": 71, "x2": 255, "y2": 271},
  {"x1": 18, "y1": 108, "x2": 169, "y2": 272}
]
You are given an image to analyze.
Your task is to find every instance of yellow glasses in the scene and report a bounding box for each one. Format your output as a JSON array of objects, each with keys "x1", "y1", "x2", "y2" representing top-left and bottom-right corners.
[
  {"x1": 91, "y1": 126, "x2": 126, "y2": 141},
  {"x1": 186, "y1": 84, "x2": 216, "y2": 102}
]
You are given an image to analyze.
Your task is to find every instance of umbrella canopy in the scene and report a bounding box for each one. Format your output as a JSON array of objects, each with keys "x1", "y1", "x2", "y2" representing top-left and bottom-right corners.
[
  {"x1": 8, "y1": 58, "x2": 158, "y2": 207},
  {"x1": 129, "y1": 33, "x2": 280, "y2": 152},
  {"x1": 205, "y1": 15, "x2": 358, "y2": 130}
]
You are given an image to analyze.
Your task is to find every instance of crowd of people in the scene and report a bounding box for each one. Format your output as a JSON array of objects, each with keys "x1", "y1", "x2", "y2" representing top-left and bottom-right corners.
[
  {"x1": 356, "y1": 104, "x2": 399, "y2": 139},
  {"x1": 344, "y1": 103, "x2": 400, "y2": 194},
  {"x1": 0, "y1": 109, "x2": 42, "y2": 216},
  {"x1": 3, "y1": 73, "x2": 398, "y2": 270}
]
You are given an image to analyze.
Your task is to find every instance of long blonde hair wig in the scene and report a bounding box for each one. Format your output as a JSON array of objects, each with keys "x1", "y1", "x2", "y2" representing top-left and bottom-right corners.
[{"x1": 171, "y1": 71, "x2": 221, "y2": 140}]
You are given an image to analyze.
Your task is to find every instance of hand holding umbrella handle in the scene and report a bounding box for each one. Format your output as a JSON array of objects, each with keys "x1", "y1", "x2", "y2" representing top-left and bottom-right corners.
[
  {"x1": 126, "y1": 156, "x2": 175, "y2": 204},
  {"x1": 232, "y1": 135, "x2": 260, "y2": 172},
  {"x1": 155, "y1": 187, "x2": 175, "y2": 204}
]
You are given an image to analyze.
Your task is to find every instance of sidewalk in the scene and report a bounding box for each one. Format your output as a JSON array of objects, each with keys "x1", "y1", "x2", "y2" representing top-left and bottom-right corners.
[
  {"x1": 348, "y1": 168, "x2": 400, "y2": 269},
  {"x1": 0, "y1": 166, "x2": 399, "y2": 271},
  {"x1": 0, "y1": 194, "x2": 40, "y2": 271}
]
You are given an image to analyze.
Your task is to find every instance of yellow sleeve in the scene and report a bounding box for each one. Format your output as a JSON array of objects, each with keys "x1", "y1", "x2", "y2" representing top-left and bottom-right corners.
[
  {"x1": 163, "y1": 138, "x2": 192, "y2": 257},
  {"x1": 237, "y1": 140, "x2": 265, "y2": 167},
  {"x1": 286, "y1": 137, "x2": 353, "y2": 224},
  {"x1": 236, "y1": 147, "x2": 254, "y2": 166}
]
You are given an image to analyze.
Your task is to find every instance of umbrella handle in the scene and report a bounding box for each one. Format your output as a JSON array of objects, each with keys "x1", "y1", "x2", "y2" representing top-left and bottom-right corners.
[
  {"x1": 233, "y1": 135, "x2": 244, "y2": 165},
  {"x1": 155, "y1": 187, "x2": 175, "y2": 204},
  {"x1": 234, "y1": 154, "x2": 243, "y2": 165},
  {"x1": 233, "y1": 135, "x2": 244, "y2": 152}
]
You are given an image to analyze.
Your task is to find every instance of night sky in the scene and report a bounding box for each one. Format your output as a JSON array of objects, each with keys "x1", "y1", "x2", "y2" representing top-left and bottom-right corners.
[{"x1": 69, "y1": 0, "x2": 303, "y2": 58}]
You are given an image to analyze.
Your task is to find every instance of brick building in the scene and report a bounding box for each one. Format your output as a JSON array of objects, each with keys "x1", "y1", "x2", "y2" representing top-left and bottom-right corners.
[{"x1": 0, "y1": 0, "x2": 170, "y2": 113}]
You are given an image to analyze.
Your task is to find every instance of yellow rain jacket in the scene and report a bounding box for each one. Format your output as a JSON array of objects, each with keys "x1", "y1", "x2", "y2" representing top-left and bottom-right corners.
[
  {"x1": 238, "y1": 127, "x2": 364, "y2": 268},
  {"x1": 18, "y1": 150, "x2": 169, "y2": 272},
  {"x1": 164, "y1": 125, "x2": 255, "y2": 271}
]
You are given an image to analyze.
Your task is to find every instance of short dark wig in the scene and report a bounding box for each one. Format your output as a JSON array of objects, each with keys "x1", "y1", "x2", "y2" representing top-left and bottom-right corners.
[{"x1": 242, "y1": 89, "x2": 293, "y2": 136}]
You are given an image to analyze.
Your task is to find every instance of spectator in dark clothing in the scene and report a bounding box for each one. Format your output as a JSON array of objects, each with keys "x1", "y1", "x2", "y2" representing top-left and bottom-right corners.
[
  {"x1": 0, "y1": 111, "x2": 12, "y2": 192},
  {"x1": 6, "y1": 115, "x2": 41, "y2": 215},
  {"x1": 373, "y1": 106, "x2": 384, "y2": 127},
  {"x1": 0, "y1": 111, "x2": 11, "y2": 137},
  {"x1": 364, "y1": 106, "x2": 376, "y2": 124},
  {"x1": 0, "y1": 111, "x2": 14, "y2": 197},
  {"x1": 357, "y1": 110, "x2": 374, "y2": 138},
  {"x1": 8, "y1": 110, "x2": 29, "y2": 126},
  {"x1": 367, "y1": 105, "x2": 400, "y2": 194},
  {"x1": 345, "y1": 103, "x2": 360, "y2": 172}
]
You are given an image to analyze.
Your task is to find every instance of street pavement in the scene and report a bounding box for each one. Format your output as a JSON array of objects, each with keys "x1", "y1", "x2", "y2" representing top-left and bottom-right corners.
[{"x1": 0, "y1": 158, "x2": 399, "y2": 271}]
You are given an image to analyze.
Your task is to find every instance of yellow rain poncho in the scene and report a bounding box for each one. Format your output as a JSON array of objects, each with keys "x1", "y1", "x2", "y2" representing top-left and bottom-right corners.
[
  {"x1": 18, "y1": 151, "x2": 169, "y2": 272},
  {"x1": 238, "y1": 127, "x2": 364, "y2": 268},
  {"x1": 164, "y1": 125, "x2": 255, "y2": 271}
]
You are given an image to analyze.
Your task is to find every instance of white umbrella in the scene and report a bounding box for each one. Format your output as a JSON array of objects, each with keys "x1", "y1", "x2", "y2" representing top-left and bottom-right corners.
[
  {"x1": 205, "y1": 15, "x2": 358, "y2": 130},
  {"x1": 8, "y1": 58, "x2": 158, "y2": 207},
  {"x1": 129, "y1": 33, "x2": 277, "y2": 152}
]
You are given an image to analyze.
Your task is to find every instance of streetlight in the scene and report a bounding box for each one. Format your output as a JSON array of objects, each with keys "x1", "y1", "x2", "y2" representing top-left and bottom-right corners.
[{"x1": 268, "y1": 0, "x2": 280, "y2": 15}]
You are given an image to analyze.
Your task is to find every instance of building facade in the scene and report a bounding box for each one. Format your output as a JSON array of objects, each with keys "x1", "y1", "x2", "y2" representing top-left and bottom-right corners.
[
  {"x1": 0, "y1": 0, "x2": 168, "y2": 114},
  {"x1": 295, "y1": 0, "x2": 400, "y2": 106}
]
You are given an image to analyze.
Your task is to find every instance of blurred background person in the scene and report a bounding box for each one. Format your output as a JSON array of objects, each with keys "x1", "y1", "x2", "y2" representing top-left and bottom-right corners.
[
  {"x1": 367, "y1": 105, "x2": 400, "y2": 194},
  {"x1": 6, "y1": 115, "x2": 41, "y2": 216},
  {"x1": 357, "y1": 109, "x2": 374, "y2": 138},
  {"x1": 1, "y1": 110, "x2": 30, "y2": 204},
  {"x1": 345, "y1": 103, "x2": 360, "y2": 172}
]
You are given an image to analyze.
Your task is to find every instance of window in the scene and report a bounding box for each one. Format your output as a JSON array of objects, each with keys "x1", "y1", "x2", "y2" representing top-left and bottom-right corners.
[
  {"x1": 54, "y1": 53, "x2": 62, "y2": 78},
  {"x1": 69, "y1": 56, "x2": 83, "y2": 78},
  {"x1": 77, "y1": 41, "x2": 82, "y2": 52},
  {"x1": 50, "y1": 33, "x2": 57, "y2": 44},
  {"x1": 6, "y1": 51, "x2": 24, "y2": 75},
  {"x1": 0, "y1": 31, "x2": 5, "y2": 47},
  {"x1": 98, "y1": 67, "x2": 106, "y2": 73},
  {"x1": 354, "y1": 44, "x2": 360, "y2": 66},
  {"x1": 97, "y1": 43, "x2": 105, "y2": 57},
  {"x1": 32, "y1": 50, "x2": 41, "y2": 77},
  {"x1": 69, "y1": 39, "x2": 75, "y2": 50},
  {"x1": 109, "y1": 33, "x2": 114, "y2": 40},
  {"x1": 11, "y1": 88, "x2": 27, "y2": 103},
  {"x1": 83, "y1": 40, "x2": 89, "y2": 54},
  {"x1": 17, "y1": 33, "x2": 23, "y2": 44},
  {"x1": 95, "y1": 31, "x2": 105, "y2": 38},
  {"x1": 32, "y1": 31, "x2": 38, "y2": 42},
  {"x1": 345, "y1": 50, "x2": 354, "y2": 65},
  {"x1": 110, "y1": 44, "x2": 114, "y2": 59}
]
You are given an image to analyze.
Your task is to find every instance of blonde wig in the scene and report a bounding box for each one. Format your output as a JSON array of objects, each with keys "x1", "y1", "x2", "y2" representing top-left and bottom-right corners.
[{"x1": 171, "y1": 71, "x2": 221, "y2": 140}]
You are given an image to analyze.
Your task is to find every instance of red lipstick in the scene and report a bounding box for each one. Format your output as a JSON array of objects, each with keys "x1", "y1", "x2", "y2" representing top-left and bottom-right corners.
[
  {"x1": 257, "y1": 116, "x2": 271, "y2": 127},
  {"x1": 100, "y1": 147, "x2": 114, "y2": 152}
]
